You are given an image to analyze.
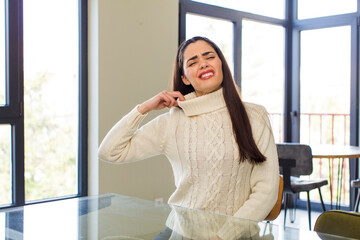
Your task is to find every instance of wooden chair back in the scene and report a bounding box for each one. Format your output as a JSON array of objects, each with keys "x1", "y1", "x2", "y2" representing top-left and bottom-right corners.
[{"x1": 264, "y1": 175, "x2": 284, "y2": 221}]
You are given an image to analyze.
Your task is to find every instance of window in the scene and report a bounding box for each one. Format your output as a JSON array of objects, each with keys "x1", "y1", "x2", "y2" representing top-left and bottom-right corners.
[
  {"x1": 0, "y1": 1, "x2": 4, "y2": 107},
  {"x1": 185, "y1": 13, "x2": 234, "y2": 75},
  {"x1": 241, "y1": 19, "x2": 285, "y2": 142},
  {"x1": 0, "y1": 0, "x2": 87, "y2": 208},
  {"x1": 299, "y1": 26, "x2": 351, "y2": 204},
  {"x1": 0, "y1": 124, "x2": 11, "y2": 205},
  {"x1": 23, "y1": 0, "x2": 80, "y2": 202},
  {"x1": 298, "y1": 0, "x2": 357, "y2": 19},
  {"x1": 300, "y1": 26, "x2": 351, "y2": 146},
  {"x1": 191, "y1": 0, "x2": 285, "y2": 19}
]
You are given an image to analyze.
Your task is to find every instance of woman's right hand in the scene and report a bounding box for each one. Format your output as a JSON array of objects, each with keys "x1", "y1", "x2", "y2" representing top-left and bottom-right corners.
[{"x1": 137, "y1": 91, "x2": 185, "y2": 115}]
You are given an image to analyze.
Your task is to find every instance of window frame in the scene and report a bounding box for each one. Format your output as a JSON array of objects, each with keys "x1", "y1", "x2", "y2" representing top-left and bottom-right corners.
[
  {"x1": 179, "y1": 0, "x2": 286, "y2": 88},
  {"x1": 179, "y1": 0, "x2": 360, "y2": 210},
  {"x1": 0, "y1": 0, "x2": 88, "y2": 209}
]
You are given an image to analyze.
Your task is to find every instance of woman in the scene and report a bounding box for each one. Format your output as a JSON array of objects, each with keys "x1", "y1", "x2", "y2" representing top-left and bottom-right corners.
[{"x1": 98, "y1": 36, "x2": 279, "y2": 223}]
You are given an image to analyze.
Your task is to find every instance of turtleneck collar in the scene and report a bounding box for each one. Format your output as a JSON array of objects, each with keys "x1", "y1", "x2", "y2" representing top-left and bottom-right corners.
[{"x1": 177, "y1": 88, "x2": 226, "y2": 117}]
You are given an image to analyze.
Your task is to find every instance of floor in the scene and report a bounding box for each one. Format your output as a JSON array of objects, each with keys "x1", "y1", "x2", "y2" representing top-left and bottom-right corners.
[{"x1": 272, "y1": 208, "x2": 322, "y2": 230}]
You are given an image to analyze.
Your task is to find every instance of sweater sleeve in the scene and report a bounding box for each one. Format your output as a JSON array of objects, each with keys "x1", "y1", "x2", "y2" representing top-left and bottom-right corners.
[
  {"x1": 97, "y1": 106, "x2": 170, "y2": 164},
  {"x1": 233, "y1": 105, "x2": 279, "y2": 221}
]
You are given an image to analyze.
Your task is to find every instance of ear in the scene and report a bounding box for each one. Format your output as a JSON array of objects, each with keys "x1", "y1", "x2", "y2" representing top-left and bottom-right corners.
[{"x1": 181, "y1": 75, "x2": 191, "y2": 85}]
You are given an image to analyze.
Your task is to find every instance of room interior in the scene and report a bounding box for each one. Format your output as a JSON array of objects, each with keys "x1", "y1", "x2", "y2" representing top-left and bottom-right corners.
[
  {"x1": 89, "y1": 0, "x2": 360, "y2": 231},
  {"x1": 1, "y1": 0, "x2": 360, "y2": 238}
]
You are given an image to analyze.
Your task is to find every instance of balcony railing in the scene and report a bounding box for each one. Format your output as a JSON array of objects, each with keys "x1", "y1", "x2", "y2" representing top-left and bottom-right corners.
[{"x1": 269, "y1": 112, "x2": 351, "y2": 207}]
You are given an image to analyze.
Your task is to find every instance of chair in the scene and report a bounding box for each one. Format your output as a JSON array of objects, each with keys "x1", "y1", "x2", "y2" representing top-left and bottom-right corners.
[
  {"x1": 351, "y1": 179, "x2": 360, "y2": 212},
  {"x1": 277, "y1": 143, "x2": 328, "y2": 230},
  {"x1": 314, "y1": 210, "x2": 360, "y2": 239},
  {"x1": 263, "y1": 176, "x2": 284, "y2": 238},
  {"x1": 264, "y1": 175, "x2": 284, "y2": 221}
]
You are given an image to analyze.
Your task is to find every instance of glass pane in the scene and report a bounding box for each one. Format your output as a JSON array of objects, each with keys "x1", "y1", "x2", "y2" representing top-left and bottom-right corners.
[
  {"x1": 298, "y1": 0, "x2": 357, "y2": 19},
  {"x1": 186, "y1": 13, "x2": 234, "y2": 75},
  {"x1": 241, "y1": 19, "x2": 285, "y2": 143},
  {"x1": 0, "y1": 124, "x2": 12, "y2": 206},
  {"x1": 192, "y1": 0, "x2": 285, "y2": 19},
  {"x1": 23, "y1": 0, "x2": 79, "y2": 201},
  {"x1": 300, "y1": 26, "x2": 351, "y2": 206},
  {"x1": 0, "y1": 1, "x2": 5, "y2": 106}
]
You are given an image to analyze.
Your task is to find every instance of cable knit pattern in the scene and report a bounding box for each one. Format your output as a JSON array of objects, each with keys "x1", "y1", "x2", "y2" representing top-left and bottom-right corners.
[
  {"x1": 203, "y1": 113, "x2": 224, "y2": 212},
  {"x1": 184, "y1": 116, "x2": 199, "y2": 208},
  {"x1": 98, "y1": 88, "x2": 279, "y2": 222}
]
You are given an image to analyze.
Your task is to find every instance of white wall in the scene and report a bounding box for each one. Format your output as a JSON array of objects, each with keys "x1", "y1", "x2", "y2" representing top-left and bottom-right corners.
[{"x1": 89, "y1": 0, "x2": 179, "y2": 202}]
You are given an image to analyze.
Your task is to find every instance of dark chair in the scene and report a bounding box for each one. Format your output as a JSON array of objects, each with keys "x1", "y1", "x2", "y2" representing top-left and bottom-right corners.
[
  {"x1": 351, "y1": 179, "x2": 360, "y2": 212},
  {"x1": 314, "y1": 210, "x2": 360, "y2": 239},
  {"x1": 277, "y1": 143, "x2": 328, "y2": 230}
]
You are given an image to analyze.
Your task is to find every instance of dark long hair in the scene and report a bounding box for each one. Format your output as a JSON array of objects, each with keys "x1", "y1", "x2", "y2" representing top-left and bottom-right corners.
[{"x1": 172, "y1": 36, "x2": 266, "y2": 164}]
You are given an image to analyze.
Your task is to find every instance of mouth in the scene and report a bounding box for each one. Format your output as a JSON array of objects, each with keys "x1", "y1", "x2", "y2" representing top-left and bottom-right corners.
[{"x1": 199, "y1": 70, "x2": 214, "y2": 80}]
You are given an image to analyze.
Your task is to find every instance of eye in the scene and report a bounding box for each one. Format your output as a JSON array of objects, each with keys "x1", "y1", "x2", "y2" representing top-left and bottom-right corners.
[
  {"x1": 188, "y1": 61, "x2": 197, "y2": 67},
  {"x1": 207, "y1": 56, "x2": 215, "y2": 60}
]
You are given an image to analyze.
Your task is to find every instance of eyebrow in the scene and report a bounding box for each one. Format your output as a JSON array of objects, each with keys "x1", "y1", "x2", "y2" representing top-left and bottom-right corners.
[{"x1": 186, "y1": 51, "x2": 215, "y2": 64}]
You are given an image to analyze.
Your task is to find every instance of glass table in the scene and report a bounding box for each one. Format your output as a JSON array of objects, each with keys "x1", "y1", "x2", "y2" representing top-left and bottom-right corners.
[{"x1": 0, "y1": 194, "x2": 348, "y2": 239}]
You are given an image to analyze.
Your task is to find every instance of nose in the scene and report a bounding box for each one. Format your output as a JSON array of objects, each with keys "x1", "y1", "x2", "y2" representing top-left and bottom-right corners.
[{"x1": 200, "y1": 61, "x2": 208, "y2": 69}]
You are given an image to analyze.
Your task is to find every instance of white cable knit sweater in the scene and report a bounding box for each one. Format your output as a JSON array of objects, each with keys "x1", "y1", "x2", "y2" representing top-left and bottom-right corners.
[{"x1": 98, "y1": 88, "x2": 279, "y2": 222}]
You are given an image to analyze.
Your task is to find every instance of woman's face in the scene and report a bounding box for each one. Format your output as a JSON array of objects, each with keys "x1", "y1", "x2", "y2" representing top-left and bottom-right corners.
[{"x1": 181, "y1": 40, "x2": 223, "y2": 97}]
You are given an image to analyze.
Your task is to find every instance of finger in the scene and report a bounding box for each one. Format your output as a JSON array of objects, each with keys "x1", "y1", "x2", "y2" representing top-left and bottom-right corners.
[
  {"x1": 161, "y1": 91, "x2": 179, "y2": 108},
  {"x1": 159, "y1": 93, "x2": 172, "y2": 107},
  {"x1": 167, "y1": 91, "x2": 185, "y2": 101},
  {"x1": 162, "y1": 91, "x2": 184, "y2": 107},
  {"x1": 163, "y1": 92, "x2": 177, "y2": 108}
]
